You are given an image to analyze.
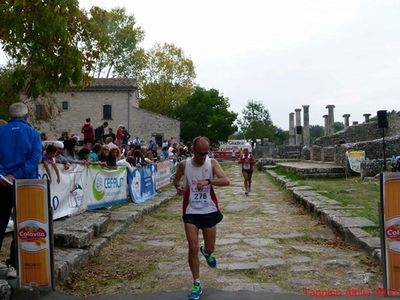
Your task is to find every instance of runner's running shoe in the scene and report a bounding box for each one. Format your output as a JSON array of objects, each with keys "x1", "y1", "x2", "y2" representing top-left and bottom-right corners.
[
  {"x1": 187, "y1": 281, "x2": 202, "y2": 300},
  {"x1": 200, "y1": 246, "x2": 217, "y2": 268}
]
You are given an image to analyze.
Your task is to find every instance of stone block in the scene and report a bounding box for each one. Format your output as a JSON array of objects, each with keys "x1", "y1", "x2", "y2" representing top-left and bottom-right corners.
[{"x1": 53, "y1": 228, "x2": 93, "y2": 248}]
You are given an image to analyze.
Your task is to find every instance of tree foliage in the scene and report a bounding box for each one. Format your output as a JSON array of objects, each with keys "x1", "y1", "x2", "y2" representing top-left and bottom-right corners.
[
  {"x1": 237, "y1": 100, "x2": 278, "y2": 144},
  {"x1": 88, "y1": 7, "x2": 145, "y2": 78},
  {"x1": 310, "y1": 124, "x2": 324, "y2": 143},
  {"x1": 0, "y1": 0, "x2": 101, "y2": 100},
  {"x1": 139, "y1": 43, "x2": 196, "y2": 117},
  {"x1": 174, "y1": 87, "x2": 237, "y2": 145}
]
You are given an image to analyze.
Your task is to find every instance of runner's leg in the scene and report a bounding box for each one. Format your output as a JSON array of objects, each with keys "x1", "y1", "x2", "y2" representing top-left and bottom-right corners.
[
  {"x1": 202, "y1": 226, "x2": 217, "y2": 255},
  {"x1": 184, "y1": 223, "x2": 200, "y2": 280}
]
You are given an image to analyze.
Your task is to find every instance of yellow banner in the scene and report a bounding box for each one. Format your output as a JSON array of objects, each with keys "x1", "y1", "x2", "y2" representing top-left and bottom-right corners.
[{"x1": 15, "y1": 179, "x2": 53, "y2": 290}]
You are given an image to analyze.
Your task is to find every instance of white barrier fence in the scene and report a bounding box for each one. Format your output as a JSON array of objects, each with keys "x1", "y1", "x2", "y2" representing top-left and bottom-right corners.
[{"x1": 6, "y1": 160, "x2": 176, "y2": 231}]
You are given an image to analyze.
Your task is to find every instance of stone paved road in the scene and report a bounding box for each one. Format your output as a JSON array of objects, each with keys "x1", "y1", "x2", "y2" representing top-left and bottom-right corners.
[{"x1": 60, "y1": 161, "x2": 383, "y2": 297}]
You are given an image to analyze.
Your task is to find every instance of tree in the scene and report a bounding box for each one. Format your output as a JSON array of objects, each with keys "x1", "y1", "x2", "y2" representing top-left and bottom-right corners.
[
  {"x1": 334, "y1": 121, "x2": 344, "y2": 132},
  {"x1": 139, "y1": 43, "x2": 196, "y2": 117},
  {"x1": 237, "y1": 100, "x2": 276, "y2": 144},
  {"x1": 174, "y1": 87, "x2": 237, "y2": 145},
  {"x1": 310, "y1": 124, "x2": 324, "y2": 143},
  {"x1": 0, "y1": 0, "x2": 101, "y2": 100},
  {"x1": 88, "y1": 7, "x2": 145, "y2": 79}
]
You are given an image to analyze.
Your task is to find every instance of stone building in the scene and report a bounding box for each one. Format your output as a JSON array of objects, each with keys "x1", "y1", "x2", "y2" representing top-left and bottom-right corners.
[{"x1": 30, "y1": 78, "x2": 180, "y2": 145}]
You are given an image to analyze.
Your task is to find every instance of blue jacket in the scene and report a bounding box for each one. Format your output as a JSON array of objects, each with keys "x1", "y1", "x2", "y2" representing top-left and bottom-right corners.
[{"x1": 0, "y1": 118, "x2": 42, "y2": 179}]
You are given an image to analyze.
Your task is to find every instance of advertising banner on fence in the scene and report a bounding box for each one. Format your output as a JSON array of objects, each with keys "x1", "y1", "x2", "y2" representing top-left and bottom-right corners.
[
  {"x1": 128, "y1": 165, "x2": 156, "y2": 203},
  {"x1": 39, "y1": 164, "x2": 86, "y2": 219},
  {"x1": 155, "y1": 160, "x2": 172, "y2": 189},
  {"x1": 381, "y1": 172, "x2": 400, "y2": 291},
  {"x1": 85, "y1": 165, "x2": 127, "y2": 209},
  {"x1": 346, "y1": 150, "x2": 365, "y2": 173},
  {"x1": 14, "y1": 179, "x2": 54, "y2": 289}
]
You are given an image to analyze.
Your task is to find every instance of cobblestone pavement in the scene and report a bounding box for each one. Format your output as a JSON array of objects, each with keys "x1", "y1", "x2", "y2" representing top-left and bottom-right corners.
[{"x1": 60, "y1": 161, "x2": 383, "y2": 297}]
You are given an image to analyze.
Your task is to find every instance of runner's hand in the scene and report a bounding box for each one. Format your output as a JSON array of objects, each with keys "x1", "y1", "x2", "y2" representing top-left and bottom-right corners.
[{"x1": 176, "y1": 186, "x2": 185, "y2": 195}]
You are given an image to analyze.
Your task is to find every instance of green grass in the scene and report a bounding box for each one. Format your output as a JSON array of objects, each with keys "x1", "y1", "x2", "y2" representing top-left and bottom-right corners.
[
  {"x1": 270, "y1": 167, "x2": 380, "y2": 226},
  {"x1": 273, "y1": 166, "x2": 304, "y2": 181}
]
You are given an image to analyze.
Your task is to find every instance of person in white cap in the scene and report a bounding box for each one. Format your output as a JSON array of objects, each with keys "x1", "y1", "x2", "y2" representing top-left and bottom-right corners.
[{"x1": 54, "y1": 141, "x2": 70, "y2": 170}]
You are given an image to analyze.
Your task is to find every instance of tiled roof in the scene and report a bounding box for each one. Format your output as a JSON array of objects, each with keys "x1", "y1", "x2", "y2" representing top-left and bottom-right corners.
[{"x1": 69, "y1": 78, "x2": 137, "y2": 92}]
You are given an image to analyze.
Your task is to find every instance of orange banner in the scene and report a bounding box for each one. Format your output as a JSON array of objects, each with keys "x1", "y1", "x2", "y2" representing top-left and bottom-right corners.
[
  {"x1": 14, "y1": 179, "x2": 53, "y2": 290},
  {"x1": 383, "y1": 173, "x2": 400, "y2": 291}
]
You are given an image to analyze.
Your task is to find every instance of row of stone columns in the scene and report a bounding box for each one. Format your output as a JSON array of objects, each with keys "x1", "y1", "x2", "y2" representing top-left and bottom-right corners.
[
  {"x1": 288, "y1": 105, "x2": 374, "y2": 144},
  {"x1": 288, "y1": 105, "x2": 310, "y2": 147}
]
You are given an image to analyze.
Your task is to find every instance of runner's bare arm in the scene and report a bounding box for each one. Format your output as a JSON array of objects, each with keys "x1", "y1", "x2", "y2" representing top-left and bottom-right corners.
[
  {"x1": 211, "y1": 159, "x2": 230, "y2": 186},
  {"x1": 174, "y1": 160, "x2": 186, "y2": 195}
]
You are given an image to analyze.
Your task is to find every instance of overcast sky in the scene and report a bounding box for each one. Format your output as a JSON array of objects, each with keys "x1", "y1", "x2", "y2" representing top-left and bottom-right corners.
[{"x1": 3, "y1": 1, "x2": 400, "y2": 129}]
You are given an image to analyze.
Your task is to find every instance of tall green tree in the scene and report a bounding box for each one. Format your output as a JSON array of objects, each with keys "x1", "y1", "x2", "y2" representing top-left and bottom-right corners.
[
  {"x1": 88, "y1": 7, "x2": 145, "y2": 78},
  {"x1": 237, "y1": 100, "x2": 275, "y2": 144},
  {"x1": 0, "y1": 0, "x2": 101, "y2": 100},
  {"x1": 139, "y1": 43, "x2": 196, "y2": 117},
  {"x1": 174, "y1": 87, "x2": 237, "y2": 145}
]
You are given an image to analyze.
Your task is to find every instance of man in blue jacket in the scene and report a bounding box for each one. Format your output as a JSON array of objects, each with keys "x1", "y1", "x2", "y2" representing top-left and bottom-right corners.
[{"x1": 0, "y1": 102, "x2": 42, "y2": 279}]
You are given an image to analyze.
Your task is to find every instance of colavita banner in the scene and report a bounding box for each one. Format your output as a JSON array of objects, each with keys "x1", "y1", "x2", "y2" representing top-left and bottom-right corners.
[
  {"x1": 346, "y1": 150, "x2": 365, "y2": 173},
  {"x1": 14, "y1": 179, "x2": 54, "y2": 290},
  {"x1": 381, "y1": 172, "x2": 400, "y2": 291}
]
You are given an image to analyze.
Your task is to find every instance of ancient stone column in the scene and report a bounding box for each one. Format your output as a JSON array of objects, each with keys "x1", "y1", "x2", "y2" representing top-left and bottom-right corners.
[
  {"x1": 363, "y1": 113, "x2": 371, "y2": 123},
  {"x1": 342, "y1": 114, "x2": 350, "y2": 128},
  {"x1": 302, "y1": 105, "x2": 310, "y2": 146},
  {"x1": 323, "y1": 115, "x2": 329, "y2": 136},
  {"x1": 289, "y1": 112, "x2": 295, "y2": 146},
  {"x1": 295, "y1": 108, "x2": 302, "y2": 145},
  {"x1": 325, "y1": 105, "x2": 335, "y2": 135}
]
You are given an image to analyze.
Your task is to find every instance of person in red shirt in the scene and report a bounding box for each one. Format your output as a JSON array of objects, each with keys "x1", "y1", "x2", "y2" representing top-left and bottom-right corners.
[
  {"x1": 81, "y1": 118, "x2": 94, "y2": 148},
  {"x1": 115, "y1": 124, "x2": 124, "y2": 147},
  {"x1": 238, "y1": 148, "x2": 255, "y2": 195}
]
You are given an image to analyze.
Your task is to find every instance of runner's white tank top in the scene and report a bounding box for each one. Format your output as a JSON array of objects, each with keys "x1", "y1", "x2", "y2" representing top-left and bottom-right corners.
[{"x1": 183, "y1": 157, "x2": 220, "y2": 215}]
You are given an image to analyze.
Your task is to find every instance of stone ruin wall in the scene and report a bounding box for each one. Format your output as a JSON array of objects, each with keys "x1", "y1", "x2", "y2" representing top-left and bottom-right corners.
[{"x1": 312, "y1": 122, "x2": 382, "y2": 147}]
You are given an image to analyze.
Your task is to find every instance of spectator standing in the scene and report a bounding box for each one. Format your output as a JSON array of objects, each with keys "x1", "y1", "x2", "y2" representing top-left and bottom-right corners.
[
  {"x1": 81, "y1": 118, "x2": 94, "y2": 147},
  {"x1": 116, "y1": 125, "x2": 124, "y2": 147},
  {"x1": 122, "y1": 126, "x2": 131, "y2": 145},
  {"x1": 105, "y1": 128, "x2": 116, "y2": 142},
  {"x1": 94, "y1": 122, "x2": 108, "y2": 143},
  {"x1": 0, "y1": 102, "x2": 42, "y2": 278}
]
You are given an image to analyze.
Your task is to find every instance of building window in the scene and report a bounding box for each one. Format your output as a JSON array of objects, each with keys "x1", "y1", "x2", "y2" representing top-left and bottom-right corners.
[
  {"x1": 35, "y1": 104, "x2": 47, "y2": 120},
  {"x1": 62, "y1": 101, "x2": 69, "y2": 110},
  {"x1": 103, "y1": 105, "x2": 112, "y2": 120}
]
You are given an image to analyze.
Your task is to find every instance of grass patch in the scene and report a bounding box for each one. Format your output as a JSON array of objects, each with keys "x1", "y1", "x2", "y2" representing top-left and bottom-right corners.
[
  {"x1": 268, "y1": 167, "x2": 380, "y2": 225},
  {"x1": 363, "y1": 226, "x2": 381, "y2": 237},
  {"x1": 272, "y1": 166, "x2": 304, "y2": 181}
]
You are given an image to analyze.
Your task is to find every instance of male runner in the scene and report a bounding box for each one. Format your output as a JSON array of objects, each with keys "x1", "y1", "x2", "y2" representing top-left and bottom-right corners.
[
  {"x1": 174, "y1": 136, "x2": 229, "y2": 300},
  {"x1": 239, "y1": 148, "x2": 255, "y2": 195}
]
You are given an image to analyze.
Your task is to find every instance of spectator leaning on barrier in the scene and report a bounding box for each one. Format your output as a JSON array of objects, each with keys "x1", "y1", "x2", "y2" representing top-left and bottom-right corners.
[
  {"x1": 42, "y1": 144, "x2": 61, "y2": 184},
  {"x1": 0, "y1": 102, "x2": 42, "y2": 279},
  {"x1": 53, "y1": 141, "x2": 70, "y2": 170}
]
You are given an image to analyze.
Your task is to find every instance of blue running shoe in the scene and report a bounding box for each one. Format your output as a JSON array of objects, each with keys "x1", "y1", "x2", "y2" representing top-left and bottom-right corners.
[
  {"x1": 187, "y1": 281, "x2": 202, "y2": 300},
  {"x1": 200, "y1": 246, "x2": 217, "y2": 268}
]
